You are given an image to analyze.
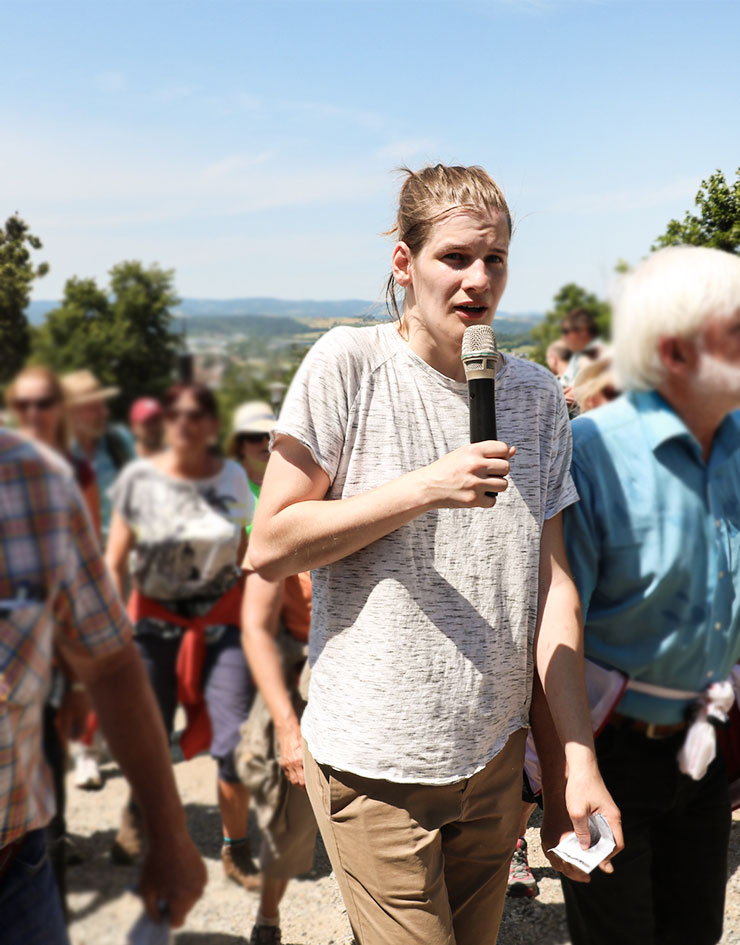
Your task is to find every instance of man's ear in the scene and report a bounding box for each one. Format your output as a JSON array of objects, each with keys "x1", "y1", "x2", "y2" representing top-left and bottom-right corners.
[
  {"x1": 657, "y1": 336, "x2": 697, "y2": 377},
  {"x1": 391, "y1": 242, "x2": 413, "y2": 288}
]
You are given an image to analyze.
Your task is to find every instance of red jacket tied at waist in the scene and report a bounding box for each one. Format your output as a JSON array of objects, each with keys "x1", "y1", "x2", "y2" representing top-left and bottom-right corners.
[{"x1": 127, "y1": 578, "x2": 245, "y2": 760}]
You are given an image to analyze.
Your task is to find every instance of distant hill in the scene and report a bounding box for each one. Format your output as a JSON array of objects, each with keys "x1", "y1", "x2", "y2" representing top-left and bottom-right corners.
[
  {"x1": 175, "y1": 297, "x2": 385, "y2": 319},
  {"x1": 27, "y1": 296, "x2": 543, "y2": 326},
  {"x1": 174, "y1": 313, "x2": 311, "y2": 338},
  {"x1": 174, "y1": 312, "x2": 541, "y2": 345}
]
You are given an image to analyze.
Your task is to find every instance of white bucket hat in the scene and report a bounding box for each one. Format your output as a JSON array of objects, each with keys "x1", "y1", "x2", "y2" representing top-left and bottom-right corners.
[
  {"x1": 228, "y1": 401, "x2": 276, "y2": 457},
  {"x1": 232, "y1": 401, "x2": 276, "y2": 434}
]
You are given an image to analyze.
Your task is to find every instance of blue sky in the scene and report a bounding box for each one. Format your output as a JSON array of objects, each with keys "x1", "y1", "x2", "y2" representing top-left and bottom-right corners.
[{"x1": 3, "y1": 0, "x2": 739, "y2": 312}]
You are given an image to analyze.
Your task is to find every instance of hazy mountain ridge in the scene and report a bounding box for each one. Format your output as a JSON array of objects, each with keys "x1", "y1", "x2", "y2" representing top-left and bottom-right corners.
[
  {"x1": 175, "y1": 312, "x2": 541, "y2": 344},
  {"x1": 27, "y1": 297, "x2": 543, "y2": 325}
]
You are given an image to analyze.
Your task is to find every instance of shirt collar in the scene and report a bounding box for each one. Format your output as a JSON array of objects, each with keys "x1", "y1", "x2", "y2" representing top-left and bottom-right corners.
[
  {"x1": 718, "y1": 410, "x2": 740, "y2": 459},
  {"x1": 630, "y1": 391, "x2": 740, "y2": 461},
  {"x1": 629, "y1": 390, "x2": 698, "y2": 455}
]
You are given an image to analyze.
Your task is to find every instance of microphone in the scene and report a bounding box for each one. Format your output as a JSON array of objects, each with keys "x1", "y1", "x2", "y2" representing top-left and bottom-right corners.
[{"x1": 461, "y1": 324, "x2": 499, "y2": 443}]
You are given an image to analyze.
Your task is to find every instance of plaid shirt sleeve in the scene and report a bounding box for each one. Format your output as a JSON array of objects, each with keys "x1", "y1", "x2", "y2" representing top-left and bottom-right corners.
[{"x1": 0, "y1": 433, "x2": 130, "y2": 847}]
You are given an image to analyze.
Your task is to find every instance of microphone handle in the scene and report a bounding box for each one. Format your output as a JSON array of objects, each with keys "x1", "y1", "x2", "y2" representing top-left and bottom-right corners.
[{"x1": 468, "y1": 376, "x2": 497, "y2": 443}]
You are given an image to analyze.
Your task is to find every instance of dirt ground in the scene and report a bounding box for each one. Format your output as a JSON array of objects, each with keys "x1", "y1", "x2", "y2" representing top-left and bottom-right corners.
[{"x1": 65, "y1": 752, "x2": 740, "y2": 945}]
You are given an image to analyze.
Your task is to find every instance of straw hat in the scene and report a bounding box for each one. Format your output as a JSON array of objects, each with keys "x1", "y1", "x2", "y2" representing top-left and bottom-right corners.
[{"x1": 61, "y1": 370, "x2": 120, "y2": 406}]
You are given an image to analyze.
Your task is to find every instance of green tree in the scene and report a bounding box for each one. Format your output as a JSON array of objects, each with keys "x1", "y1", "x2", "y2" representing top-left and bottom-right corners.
[
  {"x1": 0, "y1": 215, "x2": 49, "y2": 384},
  {"x1": 216, "y1": 343, "x2": 307, "y2": 443},
  {"x1": 530, "y1": 282, "x2": 611, "y2": 365},
  {"x1": 216, "y1": 362, "x2": 274, "y2": 433},
  {"x1": 32, "y1": 261, "x2": 180, "y2": 413},
  {"x1": 652, "y1": 167, "x2": 740, "y2": 254}
]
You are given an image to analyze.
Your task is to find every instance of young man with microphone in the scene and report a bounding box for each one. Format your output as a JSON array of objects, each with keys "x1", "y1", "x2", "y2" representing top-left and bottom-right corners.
[{"x1": 249, "y1": 164, "x2": 620, "y2": 945}]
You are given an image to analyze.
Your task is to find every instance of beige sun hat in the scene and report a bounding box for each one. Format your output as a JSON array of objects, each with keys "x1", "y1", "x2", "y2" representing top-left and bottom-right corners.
[
  {"x1": 61, "y1": 370, "x2": 120, "y2": 406},
  {"x1": 227, "y1": 400, "x2": 277, "y2": 457},
  {"x1": 233, "y1": 400, "x2": 276, "y2": 434}
]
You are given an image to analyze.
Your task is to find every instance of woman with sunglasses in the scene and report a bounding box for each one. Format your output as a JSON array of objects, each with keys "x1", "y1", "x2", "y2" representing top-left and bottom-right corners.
[
  {"x1": 227, "y1": 401, "x2": 276, "y2": 534},
  {"x1": 5, "y1": 365, "x2": 101, "y2": 534},
  {"x1": 105, "y1": 382, "x2": 260, "y2": 891}
]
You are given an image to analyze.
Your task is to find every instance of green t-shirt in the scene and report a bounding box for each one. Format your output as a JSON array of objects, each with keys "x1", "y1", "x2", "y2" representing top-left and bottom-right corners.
[{"x1": 246, "y1": 479, "x2": 261, "y2": 536}]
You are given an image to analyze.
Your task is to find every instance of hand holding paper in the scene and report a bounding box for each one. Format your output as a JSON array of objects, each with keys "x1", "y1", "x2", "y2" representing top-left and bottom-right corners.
[{"x1": 548, "y1": 813, "x2": 616, "y2": 874}]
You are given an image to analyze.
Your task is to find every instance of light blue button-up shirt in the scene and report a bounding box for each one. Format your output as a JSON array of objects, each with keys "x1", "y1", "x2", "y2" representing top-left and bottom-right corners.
[{"x1": 564, "y1": 391, "x2": 740, "y2": 724}]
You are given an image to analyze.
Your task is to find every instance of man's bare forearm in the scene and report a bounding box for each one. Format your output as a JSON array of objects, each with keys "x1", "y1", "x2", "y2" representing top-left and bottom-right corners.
[
  {"x1": 66, "y1": 641, "x2": 186, "y2": 836},
  {"x1": 241, "y1": 571, "x2": 300, "y2": 736},
  {"x1": 530, "y1": 673, "x2": 567, "y2": 797},
  {"x1": 535, "y1": 574, "x2": 598, "y2": 773}
]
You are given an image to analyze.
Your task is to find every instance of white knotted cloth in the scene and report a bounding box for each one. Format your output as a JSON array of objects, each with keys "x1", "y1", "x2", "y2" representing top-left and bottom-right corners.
[
  {"x1": 627, "y1": 677, "x2": 734, "y2": 780},
  {"x1": 677, "y1": 681, "x2": 735, "y2": 780}
]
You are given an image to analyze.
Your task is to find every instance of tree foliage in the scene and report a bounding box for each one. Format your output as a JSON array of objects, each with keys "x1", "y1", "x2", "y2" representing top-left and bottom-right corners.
[
  {"x1": 652, "y1": 167, "x2": 740, "y2": 255},
  {"x1": 32, "y1": 261, "x2": 181, "y2": 414},
  {"x1": 0, "y1": 215, "x2": 49, "y2": 384},
  {"x1": 530, "y1": 282, "x2": 611, "y2": 365},
  {"x1": 216, "y1": 343, "x2": 307, "y2": 442}
]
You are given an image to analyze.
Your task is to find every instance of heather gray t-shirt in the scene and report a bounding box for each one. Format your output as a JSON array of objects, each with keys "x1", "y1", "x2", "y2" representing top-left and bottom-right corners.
[
  {"x1": 276, "y1": 322, "x2": 577, "y2": 783},
  {"x1": 110, "y1": 458, "x2": 248, "y2": 606}
]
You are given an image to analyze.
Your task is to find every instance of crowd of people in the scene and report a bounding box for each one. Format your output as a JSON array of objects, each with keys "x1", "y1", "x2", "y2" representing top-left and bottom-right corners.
[{"x1": 1, "y1": 162, "x2": 740, "y2": 945}]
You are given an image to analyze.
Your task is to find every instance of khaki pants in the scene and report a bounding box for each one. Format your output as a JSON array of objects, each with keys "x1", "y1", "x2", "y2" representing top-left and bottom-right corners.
[{"x1": 304, "y1": 729, "x2": 527, "y2": 945}]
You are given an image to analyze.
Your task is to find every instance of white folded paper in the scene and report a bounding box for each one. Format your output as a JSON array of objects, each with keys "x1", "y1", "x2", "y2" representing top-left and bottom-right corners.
[{"x1": 548, "y1": 813, "x2": 616, "y2": 874}]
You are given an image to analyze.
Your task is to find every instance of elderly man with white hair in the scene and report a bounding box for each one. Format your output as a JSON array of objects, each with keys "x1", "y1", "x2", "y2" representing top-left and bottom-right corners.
[{"x1": 539, "y1": 245, "x2": 740, "y2": 945}]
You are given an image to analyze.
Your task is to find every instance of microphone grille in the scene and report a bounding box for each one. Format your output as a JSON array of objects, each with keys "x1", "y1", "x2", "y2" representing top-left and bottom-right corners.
[{"x1": 461, "y1": 324, "x2": 498, "y2": 360}]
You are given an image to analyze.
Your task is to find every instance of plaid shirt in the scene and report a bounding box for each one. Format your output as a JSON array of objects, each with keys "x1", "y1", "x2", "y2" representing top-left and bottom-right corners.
[{"x1": 0, "y1": 430, "x2": 131, "y2": 847}]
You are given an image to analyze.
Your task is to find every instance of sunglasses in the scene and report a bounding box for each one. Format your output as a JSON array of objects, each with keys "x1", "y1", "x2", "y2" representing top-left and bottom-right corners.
[
  {"x1": 561, "y1": 327, "x2": 577, "y2": 335},
  {"x1": 11, "y1": 396, "x2": 58, "y2": 412},
  {"x1": 164, "y1": 408, "x2": 208, "y2": 423},
  {"x1": 238, "y1": 432, "x2": 270, "y2": 444}
]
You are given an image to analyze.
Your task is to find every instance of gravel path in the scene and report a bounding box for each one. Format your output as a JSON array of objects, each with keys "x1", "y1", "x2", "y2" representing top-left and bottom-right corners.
[{"x1": 66, "y1": 753, "x2": 740, "y2": 945}]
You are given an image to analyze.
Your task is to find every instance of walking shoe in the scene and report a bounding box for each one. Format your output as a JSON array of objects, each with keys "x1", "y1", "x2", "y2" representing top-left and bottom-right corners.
[
  {"x1": 249, "y1": 923, "x2": 282, "y2": 945},
  {"x1": 221, "y1": 839, "x2": 262, "y2": 891},
  {"x1": 111, "y1": 803, "x2": 144, "y2": 865},
  {"x1": 507, "y1": 837, "x2": 539, "y2": 898},
  {"x1": 74, "y1": 751, "x2": 102, "y2": 790}
]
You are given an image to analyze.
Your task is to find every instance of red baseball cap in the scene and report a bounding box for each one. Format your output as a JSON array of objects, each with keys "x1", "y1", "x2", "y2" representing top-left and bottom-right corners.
[{"x1": 128, "y1": 397, "x2": 163, "y2": 424}]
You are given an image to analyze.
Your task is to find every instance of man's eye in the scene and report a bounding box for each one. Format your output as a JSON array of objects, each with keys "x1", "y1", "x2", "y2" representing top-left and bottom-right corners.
[
  {"x1": 487, "y1": 254, "x2": 505, "y2": 265},
  {"x1": 444, "y1": 252, "x2": 464, "y2": 262}
]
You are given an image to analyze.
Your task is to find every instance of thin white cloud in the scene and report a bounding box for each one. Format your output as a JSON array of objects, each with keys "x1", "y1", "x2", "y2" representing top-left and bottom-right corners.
[
  {"x1": 288, "y1": 99, "x2": 386, "y2": 132},
  {"x1": 1, "y1": 122, "x2": 394, "y2": 223},
  {"x1": 94, "y1": 71, "x2": 127, "y2": 92},
  {"x1": 2, "y1": 132, "x2": 388, "y2": 234},
  {"x1": 467, "y1": 0, "x2": 612, "y2": 19},
  {"x1": 545, "y1": 175, "x2": 703, "y2": 215},
  {"x1": 154, "y1": 83, "x2": 195, "y2": 103},
  {"x1": 233, "y1": 92, "x2": 261, "y2": 111},
  {"x1": 203, "y1": 152, "x2": 274, "y2": 179},
  {"x1": 375, "y1": 138, "x2": 440, "y2": 162}
]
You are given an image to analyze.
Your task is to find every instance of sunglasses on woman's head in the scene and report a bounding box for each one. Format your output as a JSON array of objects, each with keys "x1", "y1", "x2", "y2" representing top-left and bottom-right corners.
[{"x1": 11, "y1": 396, "x2": 58, "y2": 412}]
